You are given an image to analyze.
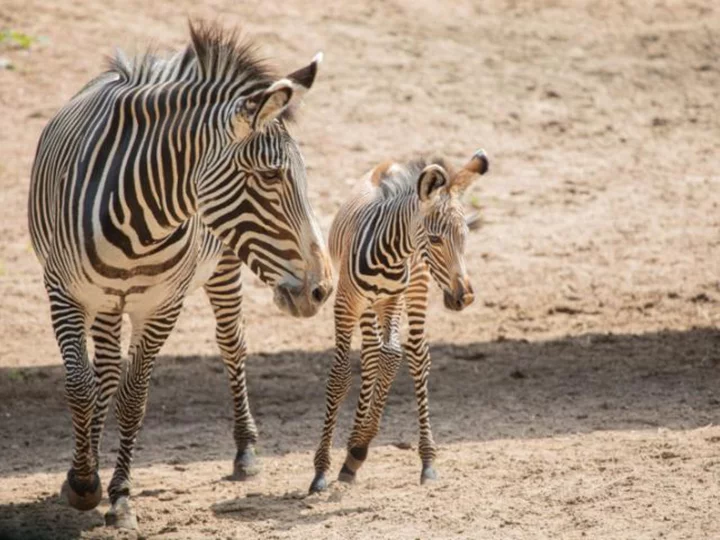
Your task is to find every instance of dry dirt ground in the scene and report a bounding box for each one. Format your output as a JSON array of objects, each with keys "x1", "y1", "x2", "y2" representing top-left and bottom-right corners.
[{"x1": 1, "y1": 0, "x2": 720, "y2": 538}]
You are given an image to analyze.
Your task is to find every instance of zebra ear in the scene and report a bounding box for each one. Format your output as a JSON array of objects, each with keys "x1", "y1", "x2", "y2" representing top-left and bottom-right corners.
[
  {"x1": 237, "y1": 81, "x2": 294, "y2": 132},
  {"x1": 417, "y1": 164, "x2": 449, "y2": 203},
  {"x1": 286, "y1": 51, "x2": 322, "y2": 93},
  {"x1": 450, "y1": 149, "x2": 489, "y2": 193},
  {"x1": 235, "y1": 52, "x2": 323, "y2": 133}
]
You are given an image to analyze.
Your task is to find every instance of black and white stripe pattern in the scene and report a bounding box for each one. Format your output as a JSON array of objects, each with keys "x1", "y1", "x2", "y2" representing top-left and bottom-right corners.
[
  {"x1": 309, "y1": 151, "x2": 488, "y2": 493},
  {"x1": 28, "y1": 22, "x2": 332, "y2": 528}
]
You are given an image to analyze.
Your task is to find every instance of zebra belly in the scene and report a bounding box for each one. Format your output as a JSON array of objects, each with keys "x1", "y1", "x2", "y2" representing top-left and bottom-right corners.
[
  {"x1": 71, "y1": 229, "x2": 223, "y2": 318},
  {"x1": 71, "y1": 256, "x2": 220, "y2": 320}
]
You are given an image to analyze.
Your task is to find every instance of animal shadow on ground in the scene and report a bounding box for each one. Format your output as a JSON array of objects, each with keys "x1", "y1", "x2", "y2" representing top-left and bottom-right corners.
[
  {"x1": 1, "y1": 327, "x2": 719, "y2": 536},
  {"x1": 211, "y1": 490, "x2": 372, "y2": 530},
  {"x1": 0, "y1": 496, "x2": 104, "y2": 540}
]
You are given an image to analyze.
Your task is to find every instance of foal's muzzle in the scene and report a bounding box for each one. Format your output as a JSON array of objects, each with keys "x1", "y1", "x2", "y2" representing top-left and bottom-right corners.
[{"x1": 443, "y1": 279, "x2": 475, "y2": 312}]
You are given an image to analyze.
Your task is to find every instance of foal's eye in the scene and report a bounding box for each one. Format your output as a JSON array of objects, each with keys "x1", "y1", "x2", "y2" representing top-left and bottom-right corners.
[
  {"x1": 256, "y1": 170, "x2": 282, "y2": 184},
  {"x1": 428, "y1": 235, "x2": 443, "y2": 246}
]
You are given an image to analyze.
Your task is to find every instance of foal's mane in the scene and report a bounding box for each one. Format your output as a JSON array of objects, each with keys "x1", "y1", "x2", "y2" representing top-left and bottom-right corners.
[{"x1": 375, "y1": 157, "x2": 455, "y2": 200}]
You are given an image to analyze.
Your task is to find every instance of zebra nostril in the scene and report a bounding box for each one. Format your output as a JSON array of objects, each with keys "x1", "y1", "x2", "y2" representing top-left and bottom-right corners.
[{"x1": 311, "y1": 285, "x2": 326, "y2": 304}]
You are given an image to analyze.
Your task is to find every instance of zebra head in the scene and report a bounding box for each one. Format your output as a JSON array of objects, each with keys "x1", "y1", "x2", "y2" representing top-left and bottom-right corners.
[
  {"x1": 415, "y1": 150, "x2": 489, "y2": 311},
  {"x1": 196, "y1": 47, "x2": 333, "y2": 318}
]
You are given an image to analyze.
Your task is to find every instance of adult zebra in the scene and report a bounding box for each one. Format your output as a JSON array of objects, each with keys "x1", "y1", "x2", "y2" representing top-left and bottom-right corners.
[
  {"x1": 28, "y1": 22, "x2": 333, "y2": 529},
  {"x1": 309, "y1": 151, "x2": 488, "y2": 493}
]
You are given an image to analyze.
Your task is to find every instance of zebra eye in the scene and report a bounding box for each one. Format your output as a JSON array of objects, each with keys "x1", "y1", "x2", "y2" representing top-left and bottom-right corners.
[
  {"x1": 256, "y1": 169, "x2": 282, "y2": 184},
  {"x1": 428, "y1": 234, "x2": 443, "y2": 246}
]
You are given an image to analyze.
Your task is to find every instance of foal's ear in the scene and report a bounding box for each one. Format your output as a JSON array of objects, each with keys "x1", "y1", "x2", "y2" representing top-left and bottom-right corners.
[
  {"x1": 450, "y1": 149, "x2": 489, "y2": 194},
  {"x1": 417, "y1": 164, "x2": 449, "y2": 203},
  {"x1": 234, "y1": 52, "x2": 323, "y2": 133}
]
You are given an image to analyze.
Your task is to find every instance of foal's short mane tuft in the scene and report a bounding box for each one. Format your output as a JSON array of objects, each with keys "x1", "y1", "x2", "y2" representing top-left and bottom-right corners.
[{"x1": 375, "y1": 156, "x2": 456, "y2": 199}]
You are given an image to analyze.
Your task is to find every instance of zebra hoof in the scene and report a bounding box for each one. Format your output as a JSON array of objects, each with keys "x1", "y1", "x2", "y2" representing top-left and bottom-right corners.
[
  {"x1": 62, "y1": 469, "x2": 102, "y2": 511},
  {"x1": 420, "y1": 466, "x2": 438, "y2": 485},
  {"x1": 337, "y1": 464, "x2": 356, "y2": 484},
  {"x1": 309, "y1": 473, "x2": 328, "y2": 494},
  {"x1": 105, "y1": 496, "x2": 138, "y2": 530},
  {"x1": 231, "y1": 448, "x2": 260, "y2": 480}
]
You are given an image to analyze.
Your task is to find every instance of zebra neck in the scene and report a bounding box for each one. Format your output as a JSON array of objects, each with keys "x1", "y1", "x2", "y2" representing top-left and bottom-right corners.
[
  {"x1": 92, "y1": 88, "x2": 213, "y2": 248},
  {"x1": 75, "y1": 158, "x2": 198, "y2": 265},
  {"x1": 351, "y1": 194, "x2": 421, "y2": 296},
  {"x1": 96, "y1": 142, "x2": 200, "y2": 250},
  {"x1": 364, "y1": 194, "x2": 419, "y2": 267}
]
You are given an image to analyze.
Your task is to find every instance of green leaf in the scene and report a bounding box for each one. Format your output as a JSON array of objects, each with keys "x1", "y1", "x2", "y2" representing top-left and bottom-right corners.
[{"x1": 0, "y1": 29, "x2": 38, "y2": 50}]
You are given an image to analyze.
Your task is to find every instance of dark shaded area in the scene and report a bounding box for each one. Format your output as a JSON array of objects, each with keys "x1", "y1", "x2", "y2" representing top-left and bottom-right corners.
[
  {"x1": 1, "y1": 327, "x2": 719, "y2": 538},
  {"x1": 2, "y1": 327, "x2": 719, "y2": 474},
  {"x1": 0, "y1": 496, "x2": 103, "y2": 540},
  {"x1": 211, "y1": 492, "x2": 373, "y2": 530}
]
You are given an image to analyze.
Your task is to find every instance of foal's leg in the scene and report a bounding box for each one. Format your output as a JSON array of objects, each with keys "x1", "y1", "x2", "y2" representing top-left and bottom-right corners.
[
  {"x1": 338, "y1": 308, "x2": 381, "y2": 483},
  {"x1": 204, "y1": 252, "x2": 260, "y2": 479},
  {"x1": 105, "y1": 300, "x2": 184, "y2": 529},
  {"x1": 90, "y1": 311, "x2": 123, "y2": 468},
  {"x1": 404, "y1": 263, "x2": 437, "y2": 483},
  {"x1": 340, "y1": 298, "x2": 404, "y2": 481},
  {"x1": 309, "y1": 291, "x2": 362, "y2": 493},
  {"x1": 48, "y1": 286, "x2": 103, "y2": 511}
]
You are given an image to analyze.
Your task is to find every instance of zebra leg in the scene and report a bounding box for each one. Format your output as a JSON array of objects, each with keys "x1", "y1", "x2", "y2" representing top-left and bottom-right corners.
[
  {"x1": 345, "y1": 300, "x2": 403, "y2": 479},
  {"x1": 338, "y1": 309, "x2": 382, "y2": 483},
  {"x1": 105, "y1": 301, "x2": 183, "y2": 530},
  {"x1": 47, "y1": 288, "x2": 103, "y2": 511},
  {"x1": 204, "y1": 253, "x2": 259, "y2": 480},
  {"x1": 405, "y1": 337, "x2": 436, "y2": 483},
  {"x1": 346, "y1": 339, "x2": 403, "y2": 480},
  {"x1": 90, "y1": 311, "x2": 123, "y2": 468},
  {"x1": 309, "y1": 294, "x2": 360, "y2": 493},
  {"x1": 404, "y1": 264, "x2": 437, "y2": 483}
]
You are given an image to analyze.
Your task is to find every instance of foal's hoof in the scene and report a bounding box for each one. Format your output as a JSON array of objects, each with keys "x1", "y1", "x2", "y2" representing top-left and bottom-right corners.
[
  {"x1": 337, "y1": 464, "x2": 356, "y2": 484},
  {"x1": 231, "y1": 448, "x2": 261, "y2": 480},
  {"x1": 309, "y1": 473, "x2": 328, "y2": 494},
  {"x1": 62, "y1": 470, "x2": 102, "y2": 511},
  {"x1": 105, "y1": 496, "x2": 138, "y2": 530},
  {"x1": 420, "y1": 466, "x2": 438, "y2": 484}
]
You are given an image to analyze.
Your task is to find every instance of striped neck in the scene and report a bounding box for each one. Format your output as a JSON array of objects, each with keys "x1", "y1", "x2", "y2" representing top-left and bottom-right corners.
[{"x1": 92, "y1": 82, "x2": 222, "y2": 248}]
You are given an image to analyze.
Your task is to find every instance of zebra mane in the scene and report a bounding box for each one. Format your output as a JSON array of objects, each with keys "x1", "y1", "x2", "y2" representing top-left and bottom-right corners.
[
  {"x1": 375, "y1": 157, "x2": 456, "y2": 200},
  {"x1": 105, "y1": 20, "x2": 282, "y2": 98}
]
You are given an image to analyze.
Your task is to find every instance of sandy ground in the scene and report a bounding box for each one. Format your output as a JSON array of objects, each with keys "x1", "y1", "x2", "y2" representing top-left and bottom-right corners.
[{"x1": 1, "y1": 0, "x2": 720, "y2": 538}]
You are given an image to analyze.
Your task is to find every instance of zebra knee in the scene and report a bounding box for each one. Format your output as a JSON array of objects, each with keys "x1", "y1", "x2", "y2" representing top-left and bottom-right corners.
[
  {"x1": 382, "y1": 340, "x2": 402, "y2": 356},
  {"x1": 381, "y1": 342, "x2": 403, "y2": 364},
  {"x1": 328, "y1": 360, "x2": 352, "y2": 399}
]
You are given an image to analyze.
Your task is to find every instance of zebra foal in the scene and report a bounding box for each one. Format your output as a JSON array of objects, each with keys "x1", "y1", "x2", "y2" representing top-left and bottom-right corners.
[
  {"x1": 28, "y1": 22, "x2": 333, "y2": 529},
  {"x1": 310, "y1": 150, "x2": 489, "y2": 493}
]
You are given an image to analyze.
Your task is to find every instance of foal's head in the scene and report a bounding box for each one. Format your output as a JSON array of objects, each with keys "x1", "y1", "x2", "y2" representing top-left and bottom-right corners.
[{"x1": 415, "y1": 150, "x2": 489, "y2": 311}]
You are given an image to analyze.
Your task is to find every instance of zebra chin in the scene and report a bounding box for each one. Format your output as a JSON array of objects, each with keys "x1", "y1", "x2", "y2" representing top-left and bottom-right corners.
[{"x1": 272, "y1": 280, "x2": 333, "y2": 318}]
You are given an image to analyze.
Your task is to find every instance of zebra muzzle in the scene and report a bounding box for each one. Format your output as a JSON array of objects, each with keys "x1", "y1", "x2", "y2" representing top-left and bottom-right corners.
[
  {"x1": 273, "y1": 279, "x2": 333, "y2": 318},
  {"x1": 443, "y1": 280, "x2": 475, "y2": 312}
]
